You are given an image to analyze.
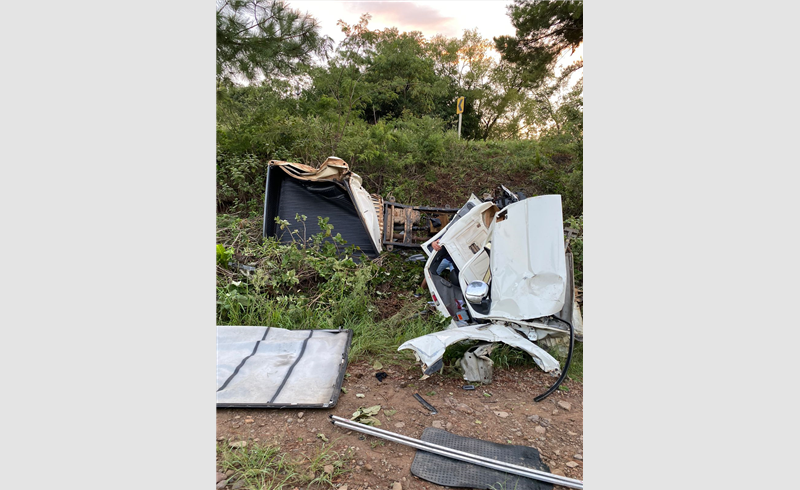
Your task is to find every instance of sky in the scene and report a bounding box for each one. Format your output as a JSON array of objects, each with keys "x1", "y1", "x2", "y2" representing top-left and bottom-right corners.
[{"x1": 290, "y1": 1, "x2": 518, "y2": 45}]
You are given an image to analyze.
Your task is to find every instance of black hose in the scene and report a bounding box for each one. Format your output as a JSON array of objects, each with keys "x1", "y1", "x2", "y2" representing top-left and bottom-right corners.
[{"x1": 534, "y1": 319, "x2": 574, "y2": 402}]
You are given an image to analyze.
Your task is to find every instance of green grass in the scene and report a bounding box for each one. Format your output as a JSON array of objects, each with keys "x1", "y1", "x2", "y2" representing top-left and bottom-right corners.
[
  {"x1": 566, "y1": 340, "x2": 583, "y2": 383},
  {"x1": 216, "y1": 440, "x2": 352, "y2": 489}
]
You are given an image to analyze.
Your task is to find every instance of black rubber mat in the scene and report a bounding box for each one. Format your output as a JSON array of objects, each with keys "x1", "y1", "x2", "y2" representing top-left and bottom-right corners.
[{"x1": 410, "y1": 427, "x2": 553, "y2": 490}]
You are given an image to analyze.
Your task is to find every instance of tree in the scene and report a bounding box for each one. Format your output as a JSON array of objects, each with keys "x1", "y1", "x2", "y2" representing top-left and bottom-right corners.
[
  {"x1": 216, "y1": 0, "x2": 330, "y2": 86},
  {"x1": 494, "y1": 0, "x2": 583, "y2": 86}
]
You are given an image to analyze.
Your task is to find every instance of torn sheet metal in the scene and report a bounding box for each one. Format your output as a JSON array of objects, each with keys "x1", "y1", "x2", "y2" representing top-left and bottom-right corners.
[
  {"x1": 460, "y1": 342, "x2": 495, "y2": 384},
  {"x1": 216, "y1": 326, "x2": 351, "y2": 408},
  {"x1": 397, "y1": 324, "x2": 560, "y2": 375},
  {"x1": 572, "y1": 300, "x2": 583, "y2": 339},
  {"x1": 487, "y1": 195, "x2": 567, "y2": 321},
  {"x1": 421, "y1": 195, "x2": 484, "y2": 256}
]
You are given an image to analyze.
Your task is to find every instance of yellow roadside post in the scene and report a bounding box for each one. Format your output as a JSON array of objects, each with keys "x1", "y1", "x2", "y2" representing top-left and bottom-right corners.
[{"x1": 456, "y1": 96, "x2": 465, "y2": 138}]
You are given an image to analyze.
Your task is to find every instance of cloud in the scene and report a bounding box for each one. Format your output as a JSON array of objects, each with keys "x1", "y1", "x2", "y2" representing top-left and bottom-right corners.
[{"x1": 342, "y1": 1, "x2": 460, "y2": 37}]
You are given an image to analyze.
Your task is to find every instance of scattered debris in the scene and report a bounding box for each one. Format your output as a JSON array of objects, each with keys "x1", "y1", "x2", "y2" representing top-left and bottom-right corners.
[
  {"x1": 460, "y1": 343, "x2": 495, "y2": 384},
  {"x1": 413, "y1": 393, "x2": 438, "y2": 415},
  {"x1": 375, "y1": 372, "x2": 388, "y2": 382},
  {"x1": 351, "y1": 405, "x2": 382, "y2": 426},
  {"x1": 356, "y1": 393, "x2": 365, "y2": 398},
  {"x1": 317, "y1": 433, "x2": 329, "y2": 442},
  {"x1": 462, "y1": 385, "x2": 475, "y2": 390},
  {"x1": 373, "y1": 360, "x2": 383, "y2": 370},
  {"x1": 229, "y1": 441, "x2": 247, "y2": 448}
]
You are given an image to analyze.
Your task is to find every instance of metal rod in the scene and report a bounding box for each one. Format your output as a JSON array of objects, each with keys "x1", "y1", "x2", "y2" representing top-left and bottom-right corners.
[
  {"x1": 330, "y1": 416, "x2": 582, "y2": 489},
  {"x1": 332, "y1": 416, "x2": 581, "y2": 489},
  {"x1": 333, "y1": 417, "x2": 579, "y2": 488}
]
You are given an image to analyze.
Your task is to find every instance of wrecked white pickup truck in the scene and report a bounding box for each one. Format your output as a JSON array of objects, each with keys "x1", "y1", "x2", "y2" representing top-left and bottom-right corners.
[{"x1": 398, "y1": 193, "x2": 582, "y2": 401}]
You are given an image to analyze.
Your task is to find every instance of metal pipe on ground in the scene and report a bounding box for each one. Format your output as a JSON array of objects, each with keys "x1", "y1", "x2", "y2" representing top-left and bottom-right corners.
[{"x1": 330, "y1": 415, "x2": 583, "y2": 490}]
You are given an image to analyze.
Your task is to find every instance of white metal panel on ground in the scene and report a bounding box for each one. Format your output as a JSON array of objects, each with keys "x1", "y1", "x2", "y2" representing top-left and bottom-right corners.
[{"x1": 216, "y1": 326, "x2": 351, "y2": 408}]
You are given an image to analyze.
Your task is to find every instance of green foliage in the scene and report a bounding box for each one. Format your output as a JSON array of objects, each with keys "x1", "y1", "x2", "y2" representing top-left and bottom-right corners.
[
  {"x1": 216, "y1": 0, "x2": 330, "y2": 85},
  {"x1": 216, "y1": 8, "x2": 583, "y2": 213},
  {"x1": 216, "y1": 150, "x2": 266, "y2": 214},
  {"x1": 216, "y1": 440, "x2": 352, "y2": 488},
  {"x1": 566, "y1": 215, "x2": 583, "y2": 287},
  {"x1": 217, "y1": 244, "x2": 234, "y2": 268},
  {"x1": 495, "y1": 0, "x2": 583, "y2": 87}
]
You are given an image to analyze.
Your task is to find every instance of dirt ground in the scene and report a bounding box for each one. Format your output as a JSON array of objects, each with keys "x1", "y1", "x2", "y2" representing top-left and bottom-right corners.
[{"x1": 216, "y1": 357, "x2": 583, "y2": 490}]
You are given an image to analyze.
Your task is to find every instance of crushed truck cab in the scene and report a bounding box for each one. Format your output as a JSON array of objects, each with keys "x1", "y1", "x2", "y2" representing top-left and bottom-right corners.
[{"x1": 399, "y1": 194, "x2": 579, "y2": 401}]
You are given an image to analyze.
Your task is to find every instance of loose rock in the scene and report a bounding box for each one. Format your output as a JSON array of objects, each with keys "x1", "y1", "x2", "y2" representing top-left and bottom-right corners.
[
  {"x1": 392, "y1": 483, "x2": 402, "y2": 490},
  {"x1": 566, "y1": 461, "x2": 579, "y2": 468},
  {"x1": 456, "y1": 404, "x2": 474, "y2": 415},
  {"x1": 365, "y1": 464, "x2": 373, "y2": 471},
  {"x1": 534, "y1": 427, "x2": 546, "y2": 434},
  {"x1": 395, "y1": 422, "x2": 405, "y2": 428},
  {"x1": 493, "y1": 411, "x2": 510, "y2": 418},
  {"x1": 557, "y1": 401, "x2": 571, "y2": 411},
  {"x1": 298, "y1": 412, "x2": 304, "y2": 419},
  {"x1": 527, "y1": 415, "x2": 540, "y2": 423},
  {"x1": 323, "y1": 464, "x2": 334, "y2": 474},
  {"x1": 232, "y1": 480, "x2": 246, "y2": 490},
  {"x1": 244, "y1": 418, "x2": 254, "y2": 424},
  {"x1": 229, "y1": 441, "x2": 247, "y2": 448},
  {"x1": 216, "y1": 472, "x2": 226, "y2": 483},
  {"x1": 216, "y1": 480, "x2": 227, "y2": 489},
  {"x1": 432, "y1": 421, "x2": 443, "y2": 429},
  {"x1": 574, "y1": 454, "x2": 583, "y2": 460}
]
